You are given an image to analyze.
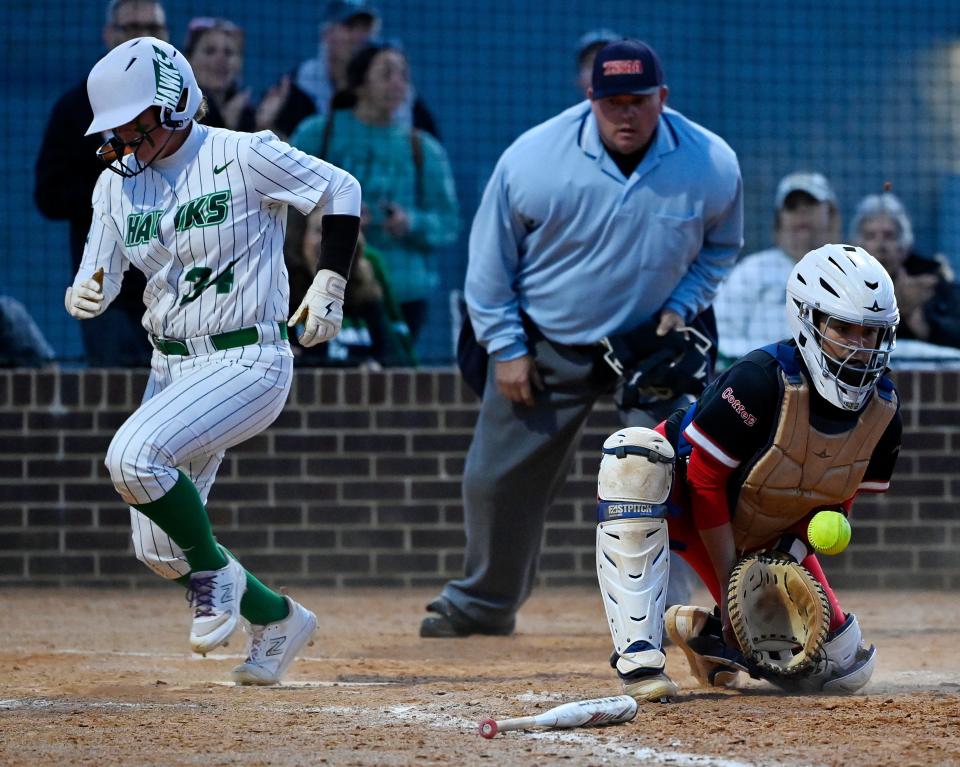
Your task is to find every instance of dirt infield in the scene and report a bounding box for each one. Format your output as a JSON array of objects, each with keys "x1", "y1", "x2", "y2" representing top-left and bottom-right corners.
[{"x1": 2, "y1": 587, "x2": 958, "y2": 767}]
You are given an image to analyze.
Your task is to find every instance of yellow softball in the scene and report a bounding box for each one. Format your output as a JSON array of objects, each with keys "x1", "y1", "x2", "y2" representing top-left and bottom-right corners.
[{"x1": 807, "y1": 510, "x2": 851, "y2": 555}]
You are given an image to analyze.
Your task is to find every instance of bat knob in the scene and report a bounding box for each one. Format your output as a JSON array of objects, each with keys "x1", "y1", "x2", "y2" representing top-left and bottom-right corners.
[{"x1": 478, "y1": 718, "x2": 499, "y2": 739}]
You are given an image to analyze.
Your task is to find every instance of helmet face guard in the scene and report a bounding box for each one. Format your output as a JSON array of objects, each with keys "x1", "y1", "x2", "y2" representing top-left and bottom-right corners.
[
  {"x1": 795, "y1": 308, "x2": 896, "y2": 410},
  {"x1": 95, "y1": 114, "x2": 174, "y2": 178}
]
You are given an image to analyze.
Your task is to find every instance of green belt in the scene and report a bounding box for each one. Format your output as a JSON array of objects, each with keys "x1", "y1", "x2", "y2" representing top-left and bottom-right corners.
[{"x1": 152, "y1": 322, "x2": 288, "y2": 356}]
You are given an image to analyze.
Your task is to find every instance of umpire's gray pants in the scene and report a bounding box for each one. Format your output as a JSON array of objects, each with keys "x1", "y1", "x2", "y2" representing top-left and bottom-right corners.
[{"x1": 442, "y1": 333, "x2": 698, "y2": 625}]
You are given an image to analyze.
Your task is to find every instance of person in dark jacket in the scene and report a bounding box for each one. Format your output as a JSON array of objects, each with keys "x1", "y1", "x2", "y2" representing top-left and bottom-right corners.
[{"x1": 33, "y1": 0, "x2": 164, "y2": 366}]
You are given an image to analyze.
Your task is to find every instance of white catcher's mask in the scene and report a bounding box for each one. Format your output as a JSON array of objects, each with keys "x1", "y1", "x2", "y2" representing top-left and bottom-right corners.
[{"x1": 786, "y1": 244, "x2": 898, "y2": 411}]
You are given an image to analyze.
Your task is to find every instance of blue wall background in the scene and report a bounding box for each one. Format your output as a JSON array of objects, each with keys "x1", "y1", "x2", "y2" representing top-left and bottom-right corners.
[{"x1": 5, "y1": 0, "x2": 960, "y2": 364}]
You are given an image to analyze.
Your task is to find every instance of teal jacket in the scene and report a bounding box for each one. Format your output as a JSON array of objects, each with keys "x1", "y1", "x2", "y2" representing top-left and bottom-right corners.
[{"x1": 291, "y1": 110, "x2": 460, "y2": 303}]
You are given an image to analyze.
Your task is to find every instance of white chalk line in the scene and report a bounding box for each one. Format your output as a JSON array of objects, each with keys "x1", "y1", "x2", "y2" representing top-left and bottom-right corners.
[
  {"x1": 0, "y1": 698, "x2": 199, "y2": 712},
  {"x1": 208, "y1": 680, "x2": 394, "y2": 688},
  {"x1": 7, "y1": 646, "x2": 369, "y2": 668}
]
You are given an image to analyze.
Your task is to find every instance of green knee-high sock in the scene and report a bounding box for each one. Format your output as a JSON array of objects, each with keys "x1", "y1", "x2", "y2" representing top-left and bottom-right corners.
[
  {"x1": 220, "y1": 546, "x2": 289, "y2": 626},
  {"x1": 132, "y1": 470, "x2": 227, "y2": 573}
]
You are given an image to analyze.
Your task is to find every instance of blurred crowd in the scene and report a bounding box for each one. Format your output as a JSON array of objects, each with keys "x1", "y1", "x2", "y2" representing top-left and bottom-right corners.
[{"x1": 7, "y1": 0, "x2": 960, "y2": 370}]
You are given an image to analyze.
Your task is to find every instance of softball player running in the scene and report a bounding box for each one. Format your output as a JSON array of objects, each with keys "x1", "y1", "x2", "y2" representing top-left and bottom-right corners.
[{"x1": 65, "y1": 37, "x2": 361, "y2": 685}]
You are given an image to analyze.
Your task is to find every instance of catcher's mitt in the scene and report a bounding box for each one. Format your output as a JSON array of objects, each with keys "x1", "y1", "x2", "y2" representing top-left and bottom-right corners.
[{"x1": 727, "y1": 553, "x2": 830, "y2": 677}]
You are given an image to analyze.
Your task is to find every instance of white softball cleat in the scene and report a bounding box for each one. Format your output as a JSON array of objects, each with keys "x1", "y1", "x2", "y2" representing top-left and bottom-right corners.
[
  {"x1": 187, "y1": 557, "x2": 248, "y2": 655},
  {"x1": 232, "y1": 597, "x2": 318, "y2": 686}
]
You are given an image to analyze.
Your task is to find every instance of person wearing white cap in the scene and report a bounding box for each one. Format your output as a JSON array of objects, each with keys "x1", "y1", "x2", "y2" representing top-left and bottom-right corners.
[
  {"x1": 63, "y1": 36, "x2": 362, "y2": 686},
  {"x1": 713, "y1": 171, "x2": 840, "y2": 365}
]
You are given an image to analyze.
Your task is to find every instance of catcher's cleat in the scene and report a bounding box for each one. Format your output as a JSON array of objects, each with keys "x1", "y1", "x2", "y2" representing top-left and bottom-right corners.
[
  {"x1": 665, "y1": 605, "x2": 742, "y2": 689},
  {"x1": 232, "y1": 596, "x2": 318, "y2": 686},
  {"x1": 187, "y1": 557, "x2": 247, "y2": 655},
  {"x1": 419, "y1": 598, "x2": 515, "y2": 638},
  {"x1": 621, "y1": 669, "x2": 678, "y2": 703},
  {"x1": 613, "y1": 641, "x2": 678, "y2": 703}
]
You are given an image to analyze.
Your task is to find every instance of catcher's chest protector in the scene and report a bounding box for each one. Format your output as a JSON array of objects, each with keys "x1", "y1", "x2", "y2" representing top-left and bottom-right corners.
[{"x1": 732, "y1": 372, "x2": 897, "y2": 551}]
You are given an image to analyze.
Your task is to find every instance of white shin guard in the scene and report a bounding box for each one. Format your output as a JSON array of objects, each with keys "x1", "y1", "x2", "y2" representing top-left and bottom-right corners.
[
  {"x1": 595, "y1": 427, "x2": 676, "y2": 679},
  {"x1": 597, "y1": 516, "x2": 670, "y2": 675}
]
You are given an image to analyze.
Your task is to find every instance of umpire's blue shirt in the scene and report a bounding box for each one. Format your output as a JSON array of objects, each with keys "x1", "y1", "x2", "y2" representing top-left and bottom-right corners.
[{"x1": 467, "y1": 102, "x2": 743, "y2": 361}]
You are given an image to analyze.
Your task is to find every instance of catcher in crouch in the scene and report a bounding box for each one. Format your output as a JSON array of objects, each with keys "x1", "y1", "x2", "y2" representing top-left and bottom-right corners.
[{"x1": 595, "y1": 244, "x2": 901, "y2": 701}]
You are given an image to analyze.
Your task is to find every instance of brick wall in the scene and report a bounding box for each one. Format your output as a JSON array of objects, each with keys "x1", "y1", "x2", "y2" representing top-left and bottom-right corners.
[{"x1": 0, "y1": 369, "x2": 957, "y2": 589}]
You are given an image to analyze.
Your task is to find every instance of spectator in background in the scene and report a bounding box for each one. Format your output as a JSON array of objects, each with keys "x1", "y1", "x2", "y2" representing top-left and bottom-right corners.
[
  {"x1": 262, "y1": 0, "x2": 440, "y2": 140},
  {"x1": 851, "y1": 192, "x2": 960, "y2": 349},
  {"x1": 713, "y1": 172, "x2": 839, "y2": 365},
  {"x1": 291, "y1": 42, "x2": 460, "y2": 342},
  {"x1": 0, "y1": 296, "x2": 56, "y2": 368},
  {"x1": 183, "y1": 17, "x2": 256, "y2": 133},
  {"x1": 285, "y1": 210, "x2": 415, "y2": 367},
  {"x1": 33, "y1": 0, "x2": 162, "y2": 367},
  {"x1": 575, "y1": 29, "x2": 620, "y2": 98}
]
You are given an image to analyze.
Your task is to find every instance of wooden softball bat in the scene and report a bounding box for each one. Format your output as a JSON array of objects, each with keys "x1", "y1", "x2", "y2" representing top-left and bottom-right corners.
[
  {"x1": 478, "y1": 695, "x2": 638, "y2": 738},
  {"x1": 92, "y1": 267, "x2": 105, "y2": 288}
]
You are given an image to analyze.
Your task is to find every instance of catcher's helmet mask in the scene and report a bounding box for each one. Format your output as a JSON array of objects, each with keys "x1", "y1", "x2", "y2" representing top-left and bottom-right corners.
[{"x1": 786, "y1": 244, "x2": 898, "y2": 411}]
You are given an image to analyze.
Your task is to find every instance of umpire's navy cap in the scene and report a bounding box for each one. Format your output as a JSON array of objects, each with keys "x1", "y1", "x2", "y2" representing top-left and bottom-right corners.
[
  {"x1": 591, "y1": 39, "x2": 665, "y2": 99},
  {"x1": 326, "y1": 0, "x2": 378, "y2": 24}
]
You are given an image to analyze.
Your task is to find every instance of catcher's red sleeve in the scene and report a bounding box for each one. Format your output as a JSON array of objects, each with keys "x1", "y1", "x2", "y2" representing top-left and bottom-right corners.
[{"x1": 686, "y1": 445, "x2": 736, "y2": 530}]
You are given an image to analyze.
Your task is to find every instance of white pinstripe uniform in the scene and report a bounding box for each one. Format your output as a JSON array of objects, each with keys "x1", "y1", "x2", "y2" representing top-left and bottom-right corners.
[{"x1": 73, "y1": 123, "x2": 357, "y2": 579}]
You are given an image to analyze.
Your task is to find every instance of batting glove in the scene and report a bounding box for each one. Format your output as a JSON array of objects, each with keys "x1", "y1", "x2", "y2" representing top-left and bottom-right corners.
[
  {"x1": 288, "y1": 268, "x2": 346, "y2": 347},
  {"x1": 65, "y1": 277, "x2": 106, "y2": 320}
]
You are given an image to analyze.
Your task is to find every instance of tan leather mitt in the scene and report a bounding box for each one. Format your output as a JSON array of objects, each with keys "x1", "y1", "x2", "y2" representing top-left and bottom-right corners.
[{"x1": 727, "y1": 553, "x2": 830, "y2": 677}]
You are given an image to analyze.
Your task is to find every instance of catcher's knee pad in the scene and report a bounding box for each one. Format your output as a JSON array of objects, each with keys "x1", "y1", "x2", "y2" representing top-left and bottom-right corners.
[
  {"x1": 819, "y1": 613, "x2": 876, "y2": 693},
  {"x1": 665, "y1": 605, "x2": 740, "y2": 689},
  {"x1": 596, "y1": 428, "x2": 675, "y2": 684},
  {"x1": 767, "y1": 613, "x2": 876, "y2": 694}
]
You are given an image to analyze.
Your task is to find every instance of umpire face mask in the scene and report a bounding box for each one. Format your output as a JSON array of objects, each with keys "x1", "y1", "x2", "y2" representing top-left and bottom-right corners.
[{"x1": 97, "y1": 108, "x2": 177, "y2": 178}]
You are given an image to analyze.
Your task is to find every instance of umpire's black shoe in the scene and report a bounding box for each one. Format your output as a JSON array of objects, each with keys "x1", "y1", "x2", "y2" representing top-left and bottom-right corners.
[{"x1": 419, "y1": 598, "x2": 515, "y2": 638}]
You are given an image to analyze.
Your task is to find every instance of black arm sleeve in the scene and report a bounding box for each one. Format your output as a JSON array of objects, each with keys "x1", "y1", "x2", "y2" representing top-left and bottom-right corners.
[{"x1": 317, "y1": 214, "x2": 360, "y2": 279}]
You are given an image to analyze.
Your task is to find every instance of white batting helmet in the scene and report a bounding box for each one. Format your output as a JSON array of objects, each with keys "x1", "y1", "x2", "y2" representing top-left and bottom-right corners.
[
  {"x1": 85, "y1": 36, "x2": 202, "y2": 136},
  {"x1": 786, "y1": 244, "x2": 898, "y2": 411}
]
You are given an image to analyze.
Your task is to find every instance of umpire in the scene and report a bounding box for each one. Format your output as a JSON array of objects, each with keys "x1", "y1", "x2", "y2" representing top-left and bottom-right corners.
[{"x1": 421, "y1": 40, "x2": 743, "y2": 637}]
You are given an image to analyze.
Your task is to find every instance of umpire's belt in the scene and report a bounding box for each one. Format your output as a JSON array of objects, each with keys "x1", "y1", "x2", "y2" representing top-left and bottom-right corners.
[{"x1": 150, "y1": 321, "x2": 289, "y2": 356}]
